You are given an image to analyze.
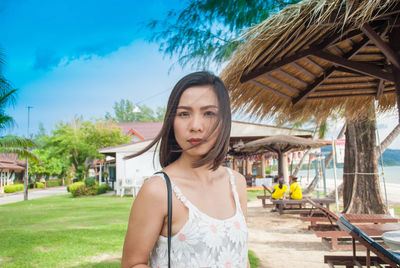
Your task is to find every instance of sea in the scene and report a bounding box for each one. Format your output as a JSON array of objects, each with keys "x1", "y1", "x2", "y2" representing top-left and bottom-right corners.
[{"x1": 296, "y1": 165, "x2": 400, "y2": 184}]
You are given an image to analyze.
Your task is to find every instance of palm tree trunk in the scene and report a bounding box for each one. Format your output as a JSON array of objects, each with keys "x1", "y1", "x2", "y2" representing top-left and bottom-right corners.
[
  {"x1": 327, "y1": 123, "x2": 400, "y2": 199},
  {"x1": 376, "y1": 123, "x2": 400, "y2": 158},
  {"x1": 342, "y1": 106, "x2": 387, "y2": 214}
]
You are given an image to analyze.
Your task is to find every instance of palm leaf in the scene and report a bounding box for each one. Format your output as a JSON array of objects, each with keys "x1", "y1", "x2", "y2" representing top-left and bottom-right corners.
[
  {"x1": 0, "y1": 136, "x2": 40, "y2": 162},
  {"x1": 0, "y1": 136, "x2": 37, "y2": 148},
  {"x1": 0, "y1": 147, "x2": 40, "y2": 162}
]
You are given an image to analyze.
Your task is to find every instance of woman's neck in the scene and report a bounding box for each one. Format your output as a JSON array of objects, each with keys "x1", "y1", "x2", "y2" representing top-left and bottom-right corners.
[{"x1": 172, "y1": 154, "x2": 216, "y2": 184}]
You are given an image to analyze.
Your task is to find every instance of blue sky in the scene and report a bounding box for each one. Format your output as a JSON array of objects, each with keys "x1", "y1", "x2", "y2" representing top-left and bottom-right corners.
[
  {"x1": 0, "y1": 0, "x2": 197, "y2": 136},
  {"x1": 1, "y1": 0, "x2": 400, "y2": 149}
]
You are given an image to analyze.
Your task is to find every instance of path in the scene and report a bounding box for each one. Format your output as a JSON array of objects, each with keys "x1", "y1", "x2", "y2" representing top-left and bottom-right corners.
[{"x1": 0, "y1": 186, "x2": 68, "y2": 205}]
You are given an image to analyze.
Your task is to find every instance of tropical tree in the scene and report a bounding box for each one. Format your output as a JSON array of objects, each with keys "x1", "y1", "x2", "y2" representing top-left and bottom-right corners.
[
  {"x1": 1, "y1": 50, "x2": 39, "y2": 200},
  {"x1": 29, "y1": 127, "x2": 70, "y2": 183},
  {"x1": 146, "y1": 0, "x2": 300, "y2": 69},
  {"x1": 105, "y1": 99, "x2": 165, "y2": 122},
  {"x1": 50, "y1": 119, "x2": 130, "y2": 180}
]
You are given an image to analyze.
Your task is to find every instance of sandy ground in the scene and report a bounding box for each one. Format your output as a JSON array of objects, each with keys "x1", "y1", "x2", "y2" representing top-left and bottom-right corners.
[
  {"x1": 246, "y1": 200, "x2": 340, "y2": 268},
  {"x1": 246, "y1": 196, "x2": 400, "y2": 268}
]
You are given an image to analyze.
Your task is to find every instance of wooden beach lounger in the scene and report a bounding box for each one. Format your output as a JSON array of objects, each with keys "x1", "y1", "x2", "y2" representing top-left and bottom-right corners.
[{"x1": 324, "y1": 216, "x2": 400, "y2": 267}]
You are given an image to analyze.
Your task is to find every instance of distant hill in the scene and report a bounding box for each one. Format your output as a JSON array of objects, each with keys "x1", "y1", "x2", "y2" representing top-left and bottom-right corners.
[{"x1": 321, "y1": 146, "x2": 400, "y2": 166}]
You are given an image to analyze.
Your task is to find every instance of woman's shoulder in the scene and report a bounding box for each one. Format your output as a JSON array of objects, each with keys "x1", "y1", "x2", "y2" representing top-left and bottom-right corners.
[
  {"x1": 224, "y1": 167, "x2": 246, "y2": 191},
  {"x1": 138, "y1": 174, "x2": 169, "y2": 202},
  {"x1": 227, "y1": 167, "x2": 245, "y2": 180}
]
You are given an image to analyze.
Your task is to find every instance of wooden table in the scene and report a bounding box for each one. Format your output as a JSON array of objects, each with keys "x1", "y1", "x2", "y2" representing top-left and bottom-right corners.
[{"x1": 301, "y1": 213, "x2": 398, "y2": 229}]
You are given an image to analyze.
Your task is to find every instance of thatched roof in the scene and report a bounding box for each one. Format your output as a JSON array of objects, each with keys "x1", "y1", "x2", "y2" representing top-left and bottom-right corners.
[
  {"x1": 221, "y1": 0, "x2": 400, "y2": 123},
  {"x1": 236, "y1": 135, "x2": 329, "y2": 154}
]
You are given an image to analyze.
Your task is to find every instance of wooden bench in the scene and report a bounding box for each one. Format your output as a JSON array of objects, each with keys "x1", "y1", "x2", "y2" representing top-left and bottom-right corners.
[
  {"x1": 272, "y1": 198, "x2": 335, "y2": 215},
  {"x1": 256, "y1": 185, "x2": 273, "y2": 208}
]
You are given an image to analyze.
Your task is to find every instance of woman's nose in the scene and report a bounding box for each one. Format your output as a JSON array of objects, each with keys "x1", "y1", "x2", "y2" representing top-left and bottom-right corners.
[{"x1": 189, "y1": 114, "x2": 204, "y2": 132}]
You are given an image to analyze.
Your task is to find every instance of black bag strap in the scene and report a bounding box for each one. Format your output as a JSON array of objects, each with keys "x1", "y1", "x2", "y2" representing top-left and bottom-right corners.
[{"x1": 155, "y1": 171, "x2": 172, "y2": 268}]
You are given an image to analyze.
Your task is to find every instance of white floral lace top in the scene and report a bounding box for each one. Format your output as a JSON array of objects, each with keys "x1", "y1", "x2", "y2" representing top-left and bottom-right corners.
[{"x1": 150, "y1": 168, "x2": 248, "y2": 268}]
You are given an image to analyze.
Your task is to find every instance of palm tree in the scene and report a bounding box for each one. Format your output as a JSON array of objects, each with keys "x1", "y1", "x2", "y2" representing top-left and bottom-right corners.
[{"x1": 0, "y1": 51, "x2": 38, "y2": 160}]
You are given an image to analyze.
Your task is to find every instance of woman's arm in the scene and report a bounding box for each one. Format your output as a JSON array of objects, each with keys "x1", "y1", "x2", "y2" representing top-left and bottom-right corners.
[
  {"x1": 232, "y1": 171, "x2": 251, "y2": 268},
  {"x1": 121, "y1": 177, "x2": 167, "y2": 268}
]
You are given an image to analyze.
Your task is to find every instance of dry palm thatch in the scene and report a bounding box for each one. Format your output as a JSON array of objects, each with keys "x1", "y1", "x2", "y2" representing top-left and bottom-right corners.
[
  {"x1": 221, "y1": 0, "x2": 400, "y2": 123},
  {"x1": 238, "y1": 134, "x2": 329, "y2": 154}
]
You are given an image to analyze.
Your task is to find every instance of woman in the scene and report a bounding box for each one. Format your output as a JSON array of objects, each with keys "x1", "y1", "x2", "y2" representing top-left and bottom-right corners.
[
  {"x1": 121, "y1": 71, "x2": 249, "y2": 268},
  {"x1": 271, "y1": 177, "x2": 287, "y2": 200},
  {"x1": 289, "y1": 177, "x2": 302, "y2": 200}
]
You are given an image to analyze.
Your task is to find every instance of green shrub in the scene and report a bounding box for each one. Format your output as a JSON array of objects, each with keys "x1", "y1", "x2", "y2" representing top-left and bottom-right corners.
[
  {"x1": 84, "y1": 177, "x2": 96, "y2": 187},
  {"x1": 72, "y1": 185, "x2": 98, "y2": 197},
  {"x1": 4, "y1": 184, "x2": 24, "y2": 193},
  {"x1": 68, "y1": 182, "x2": 85, "y2": 195},
  {"x1": 97, "y1": 184, "x2": 112, "y2": 195},
  {"x1": 36, "y1": 182, "x2": 44, "y2": 188},
  {"x1": 46, "y1": 179, "x2": 62, "y2": 187}
]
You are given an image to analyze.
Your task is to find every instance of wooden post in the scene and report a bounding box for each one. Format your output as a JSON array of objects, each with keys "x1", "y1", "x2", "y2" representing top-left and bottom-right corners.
[
  {"x1": 278, "y1": 151, "x2": 284, "y2": 178},
  {"x1": 282, "y1": 153, "x2": 289, "y2": 182},
  {"x1": 247, "y1": 158, "x2": 253, "y2": 175},
  {"x1": 261, "y1": 154, "x2": 266, "y2": 177},
  {"x1": 243, "y1": 157, "x2": 247, "y2": 175}
]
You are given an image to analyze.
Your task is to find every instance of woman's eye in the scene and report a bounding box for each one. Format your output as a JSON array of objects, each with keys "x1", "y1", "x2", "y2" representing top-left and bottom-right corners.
[
  {"x1": 205, "y1": 111, "x2": 216, "y2": 117},
  {"x1": 177, "y1": 112, "x2": 189, "y2": 117}
]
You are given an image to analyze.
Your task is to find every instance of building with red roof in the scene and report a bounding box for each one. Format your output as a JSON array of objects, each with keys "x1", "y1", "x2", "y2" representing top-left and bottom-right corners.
[{"x1": 0, "y1": 154, "x2": 25, "y2": 193}]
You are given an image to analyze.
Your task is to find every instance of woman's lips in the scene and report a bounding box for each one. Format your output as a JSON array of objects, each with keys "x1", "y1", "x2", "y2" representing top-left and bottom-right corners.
[{"x1": 188, "y1": 139, "x2": 202, "y2": 145}]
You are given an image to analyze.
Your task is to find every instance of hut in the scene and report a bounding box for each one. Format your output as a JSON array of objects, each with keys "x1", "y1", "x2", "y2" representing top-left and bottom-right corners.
[{"x1": 221, "y1": 0, "x2": 400, "y2": 214}]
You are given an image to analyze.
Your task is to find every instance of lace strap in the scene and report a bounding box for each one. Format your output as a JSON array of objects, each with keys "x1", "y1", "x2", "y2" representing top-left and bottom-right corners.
[{"x1": 225, "y1": 167, "x2": 242, "y2": 212}]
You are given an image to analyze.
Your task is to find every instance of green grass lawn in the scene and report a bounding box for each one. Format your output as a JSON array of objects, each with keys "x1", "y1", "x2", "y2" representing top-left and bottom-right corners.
[
  {"x1": 1, "y1": 194, "x2": 260, "y2": 267},
  {"x1": 0, "y1": 195, "x2": 132, "y2": 268},
  {"x1": 247, "y1": 190, "x2": 265, "y2": 202}
]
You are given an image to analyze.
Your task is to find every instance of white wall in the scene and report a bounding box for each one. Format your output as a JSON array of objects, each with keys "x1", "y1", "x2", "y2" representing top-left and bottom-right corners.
[{"x1": 115, "y1": 151, "x2": 161, "y2": 194}]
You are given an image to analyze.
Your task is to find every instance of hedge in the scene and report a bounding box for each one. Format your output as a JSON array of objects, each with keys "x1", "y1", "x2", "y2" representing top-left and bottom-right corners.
[
  {"x1": 36, "y1": 182, "x2": 44, "y2": 188},
  {"x1": 97, "y1": 184, "x2": 112, "y2": 195},
  {"x1": 68, "y1": 182, "x2": 85, "y2": 195},
  {"x1": 4, "y1": 184, "x2": 24, "y2": 193},
  {"x1": 46, "y1": 179, "x2": 63, "y2": 187},
  {"x1": 72, "y1": 185, "x2": 97, "y2": 197}
]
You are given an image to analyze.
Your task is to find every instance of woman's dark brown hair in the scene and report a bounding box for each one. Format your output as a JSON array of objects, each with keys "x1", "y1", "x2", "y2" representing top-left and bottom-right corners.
[{"x1": 124, "y1": 71, "x2": 231, "y2": 170}]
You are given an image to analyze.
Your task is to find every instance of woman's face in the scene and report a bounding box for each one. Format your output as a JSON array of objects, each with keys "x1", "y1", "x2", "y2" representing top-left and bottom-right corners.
[{"x1": 173, "y1": 85, "x2": 220, "y2": 159}]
